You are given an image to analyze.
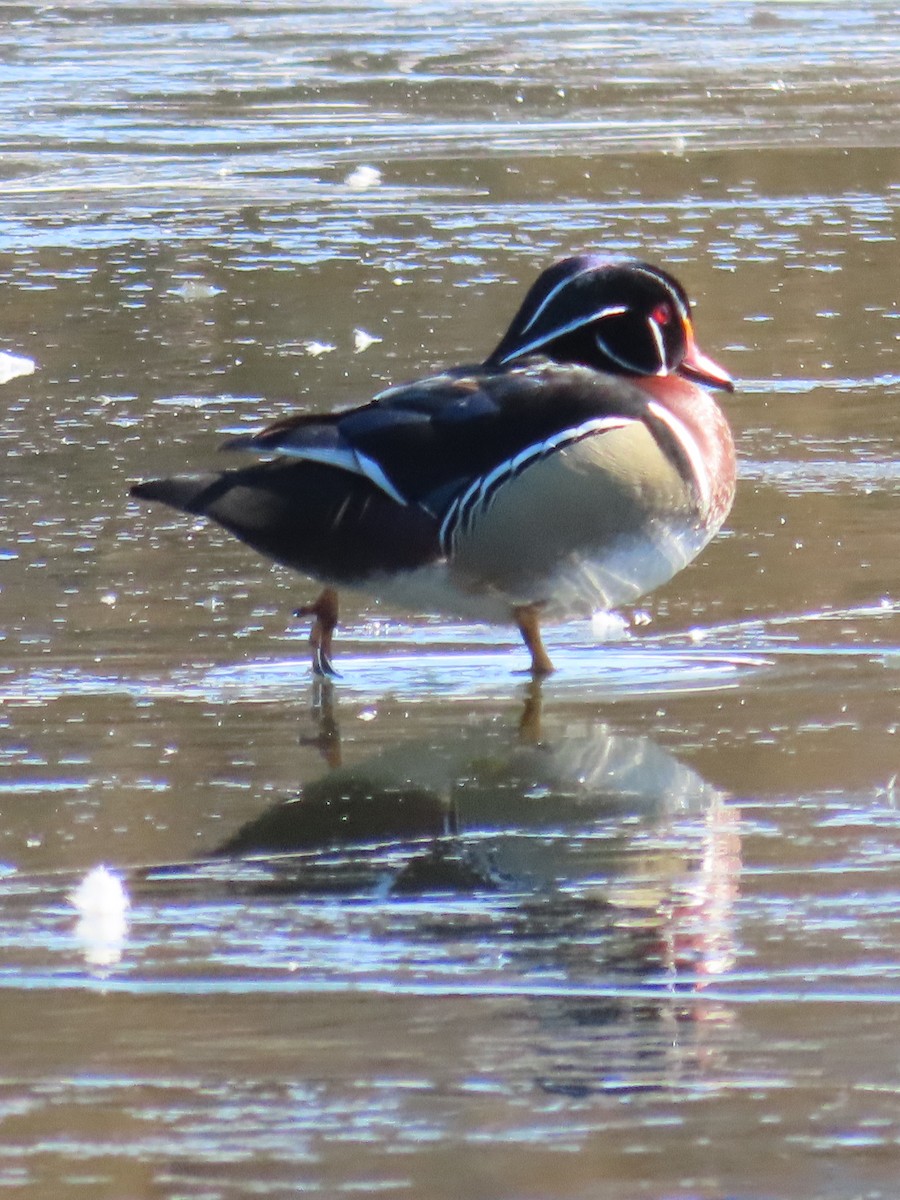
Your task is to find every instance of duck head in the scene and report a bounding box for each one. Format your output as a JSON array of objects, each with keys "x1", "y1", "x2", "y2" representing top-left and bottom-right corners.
[{"x1": 486, "y1": 254, "x2": 734, "y2": 392}]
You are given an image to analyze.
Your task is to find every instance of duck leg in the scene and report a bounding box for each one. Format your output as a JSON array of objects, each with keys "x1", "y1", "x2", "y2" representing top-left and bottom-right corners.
[
  {"x1": 294, "y1": 587, "x2": 340, "y2": 677},
  {"x1": 512, "y1": 603, "x2": 555, "y2": 677},
  {"x1": 518, "y1": 677, "x2": 545, "y2": 743},
  {"x1": 306, "y1": 678, "x2": 342, "y2": 767}
]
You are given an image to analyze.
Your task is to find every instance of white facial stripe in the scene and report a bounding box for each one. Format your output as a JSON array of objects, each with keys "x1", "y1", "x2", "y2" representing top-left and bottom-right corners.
[
  {"x1": 520, "y1": 264, "x2": 622, "y2": 334},
  {"x1": 628, "y1": 263, "x2": 690, "y2": 322},
  {"x1": 499, "y1": 305, "x2": 629, "y2": 365},
  {"x1": 648, "y1": 317, "x2": 668, "y2": 375},
  {"x1": 594, "y1": 317, "x2": 670, "y2": 377},
  {"x1": 593, "y1": 330, "x2": 642, "y2": 374},
  {"x1": 647, "y1": 400, "x2": 711, "y2": 510}
]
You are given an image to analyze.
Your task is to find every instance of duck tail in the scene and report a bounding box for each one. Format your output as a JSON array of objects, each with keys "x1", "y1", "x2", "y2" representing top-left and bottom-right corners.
[{"x1": 129, "y1": 474, "x2": 228, "y2": 516}]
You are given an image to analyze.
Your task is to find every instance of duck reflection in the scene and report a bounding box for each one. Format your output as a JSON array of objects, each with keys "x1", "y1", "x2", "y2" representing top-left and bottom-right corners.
[
  {"x1": 136, "y1": 685, "x2": 741, "y2": 1097},
  {"x1": 207, "y1": 683, "x2": 739, "y2": 992}
]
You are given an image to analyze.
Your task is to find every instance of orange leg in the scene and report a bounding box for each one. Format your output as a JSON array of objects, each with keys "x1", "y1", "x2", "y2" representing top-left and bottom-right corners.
[
  {"x1": 308, "y1": 678, "x2": 342, "y2": 768},
  {"x1": 294, "y1": 587, "x2": 340, "y2": 677},
  {"x1": 512, "y1": 603, "x2": 555, "y2": 677},
  {"x1": 518, "y1": 677, "x2": 545, "y2": 744}
]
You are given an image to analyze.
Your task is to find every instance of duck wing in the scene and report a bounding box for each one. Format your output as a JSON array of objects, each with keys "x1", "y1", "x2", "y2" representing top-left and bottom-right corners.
[
  {"x1": 221, "y1": 360, "x2": 654, "y2": 521},
  {"x1": 133, "y1": 362, "x2": 664, "y2": 586},
  {"x1": 130, "y1": 459, "x2": 443, "y2": 585}
]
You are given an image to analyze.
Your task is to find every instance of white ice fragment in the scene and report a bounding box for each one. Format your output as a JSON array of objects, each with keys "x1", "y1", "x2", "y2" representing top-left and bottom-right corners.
[
  {"x1": 70, "y1": 864, "x2": 129, "y2": 919},
  {"x1": 170, "y1": 280, "x2": 223, "y2": 301},
  {"x1": 69, "y1": 865, "x2": 129, "y2": 968},
  {"x1": 353, "y1": 328, "x2": 382, "y2": 353},
  {"x1": 344, "y1": 165, "x2": 382, "y2": 190},
  {"x1": 0, "y1": 351, "x2": 36, "y2": 385},
  {"x1": 302, "y1": 340, "x2": 336, "y2": 358},
  {"x1": 590, "y1": 610, "x2": 630, "y2": 641}
]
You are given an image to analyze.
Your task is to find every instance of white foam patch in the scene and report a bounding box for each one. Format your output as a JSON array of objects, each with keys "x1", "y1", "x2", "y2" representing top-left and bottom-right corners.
[
  {"x1": 344, "y1": 165, "x2": 382, "y2": 190},
  {"x1": 590, "y1": 610, "x2": 631, "y2": 641},
  {"x1": 0, "y1": 351, "x2": 35, "y2": 385},
  {"x1": 353, "y1": 328, "x2": 382, "y2": 353},
  {"x1": 69, "y1": 865, "x2": 130, "y2": 968}
]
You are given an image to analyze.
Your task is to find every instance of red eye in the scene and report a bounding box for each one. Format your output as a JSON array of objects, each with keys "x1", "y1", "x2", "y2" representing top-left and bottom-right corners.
[{"x1": 651, "y1": 303, "x2": 672, "y2": 326}]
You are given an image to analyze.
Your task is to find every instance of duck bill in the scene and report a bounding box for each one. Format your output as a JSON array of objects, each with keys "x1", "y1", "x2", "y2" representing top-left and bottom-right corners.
[{"x1": 678, "y1": 327, "x2": 734, "y2": 392}]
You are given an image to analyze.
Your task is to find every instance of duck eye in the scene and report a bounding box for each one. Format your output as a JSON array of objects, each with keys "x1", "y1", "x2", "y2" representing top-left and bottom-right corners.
[{"x1": 651, "y1": 303, "x2": 672, "y2": 327}]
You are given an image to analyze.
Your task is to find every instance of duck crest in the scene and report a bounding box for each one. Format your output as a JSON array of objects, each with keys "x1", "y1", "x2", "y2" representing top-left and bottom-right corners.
[{"x1": 486, "y1": 255, "x2": 704, "y2": 380}]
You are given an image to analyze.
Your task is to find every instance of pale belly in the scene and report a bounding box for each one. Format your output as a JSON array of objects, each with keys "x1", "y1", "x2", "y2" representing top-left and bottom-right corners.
[
  {"x1": 339, "y1": 423, "x2": 723, "y2": 623},
  {"x1": 358, "y1": 514, "x2": 712, "y2": 624}
]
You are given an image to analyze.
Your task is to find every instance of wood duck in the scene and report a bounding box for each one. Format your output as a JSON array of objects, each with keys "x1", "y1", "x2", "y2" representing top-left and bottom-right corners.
[{"x1": 131, "y1": 255, "x2": 736, "y2": 676}]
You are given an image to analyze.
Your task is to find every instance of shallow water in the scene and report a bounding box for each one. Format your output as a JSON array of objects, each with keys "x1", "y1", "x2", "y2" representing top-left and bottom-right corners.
[{"x1": 1, "y1": 3, "x2": 899, "y2": 1197}]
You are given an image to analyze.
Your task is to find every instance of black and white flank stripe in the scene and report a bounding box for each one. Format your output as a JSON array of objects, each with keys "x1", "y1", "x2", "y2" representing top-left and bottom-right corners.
[{"x1": 438, "y1": 414, "x2": 633, "y2": 555}]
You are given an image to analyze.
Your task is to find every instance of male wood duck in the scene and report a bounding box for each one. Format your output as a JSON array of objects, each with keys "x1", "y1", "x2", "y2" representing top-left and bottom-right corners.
[{"x1": 131, "y1": 255, "x2": 736, "y2": 676}]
